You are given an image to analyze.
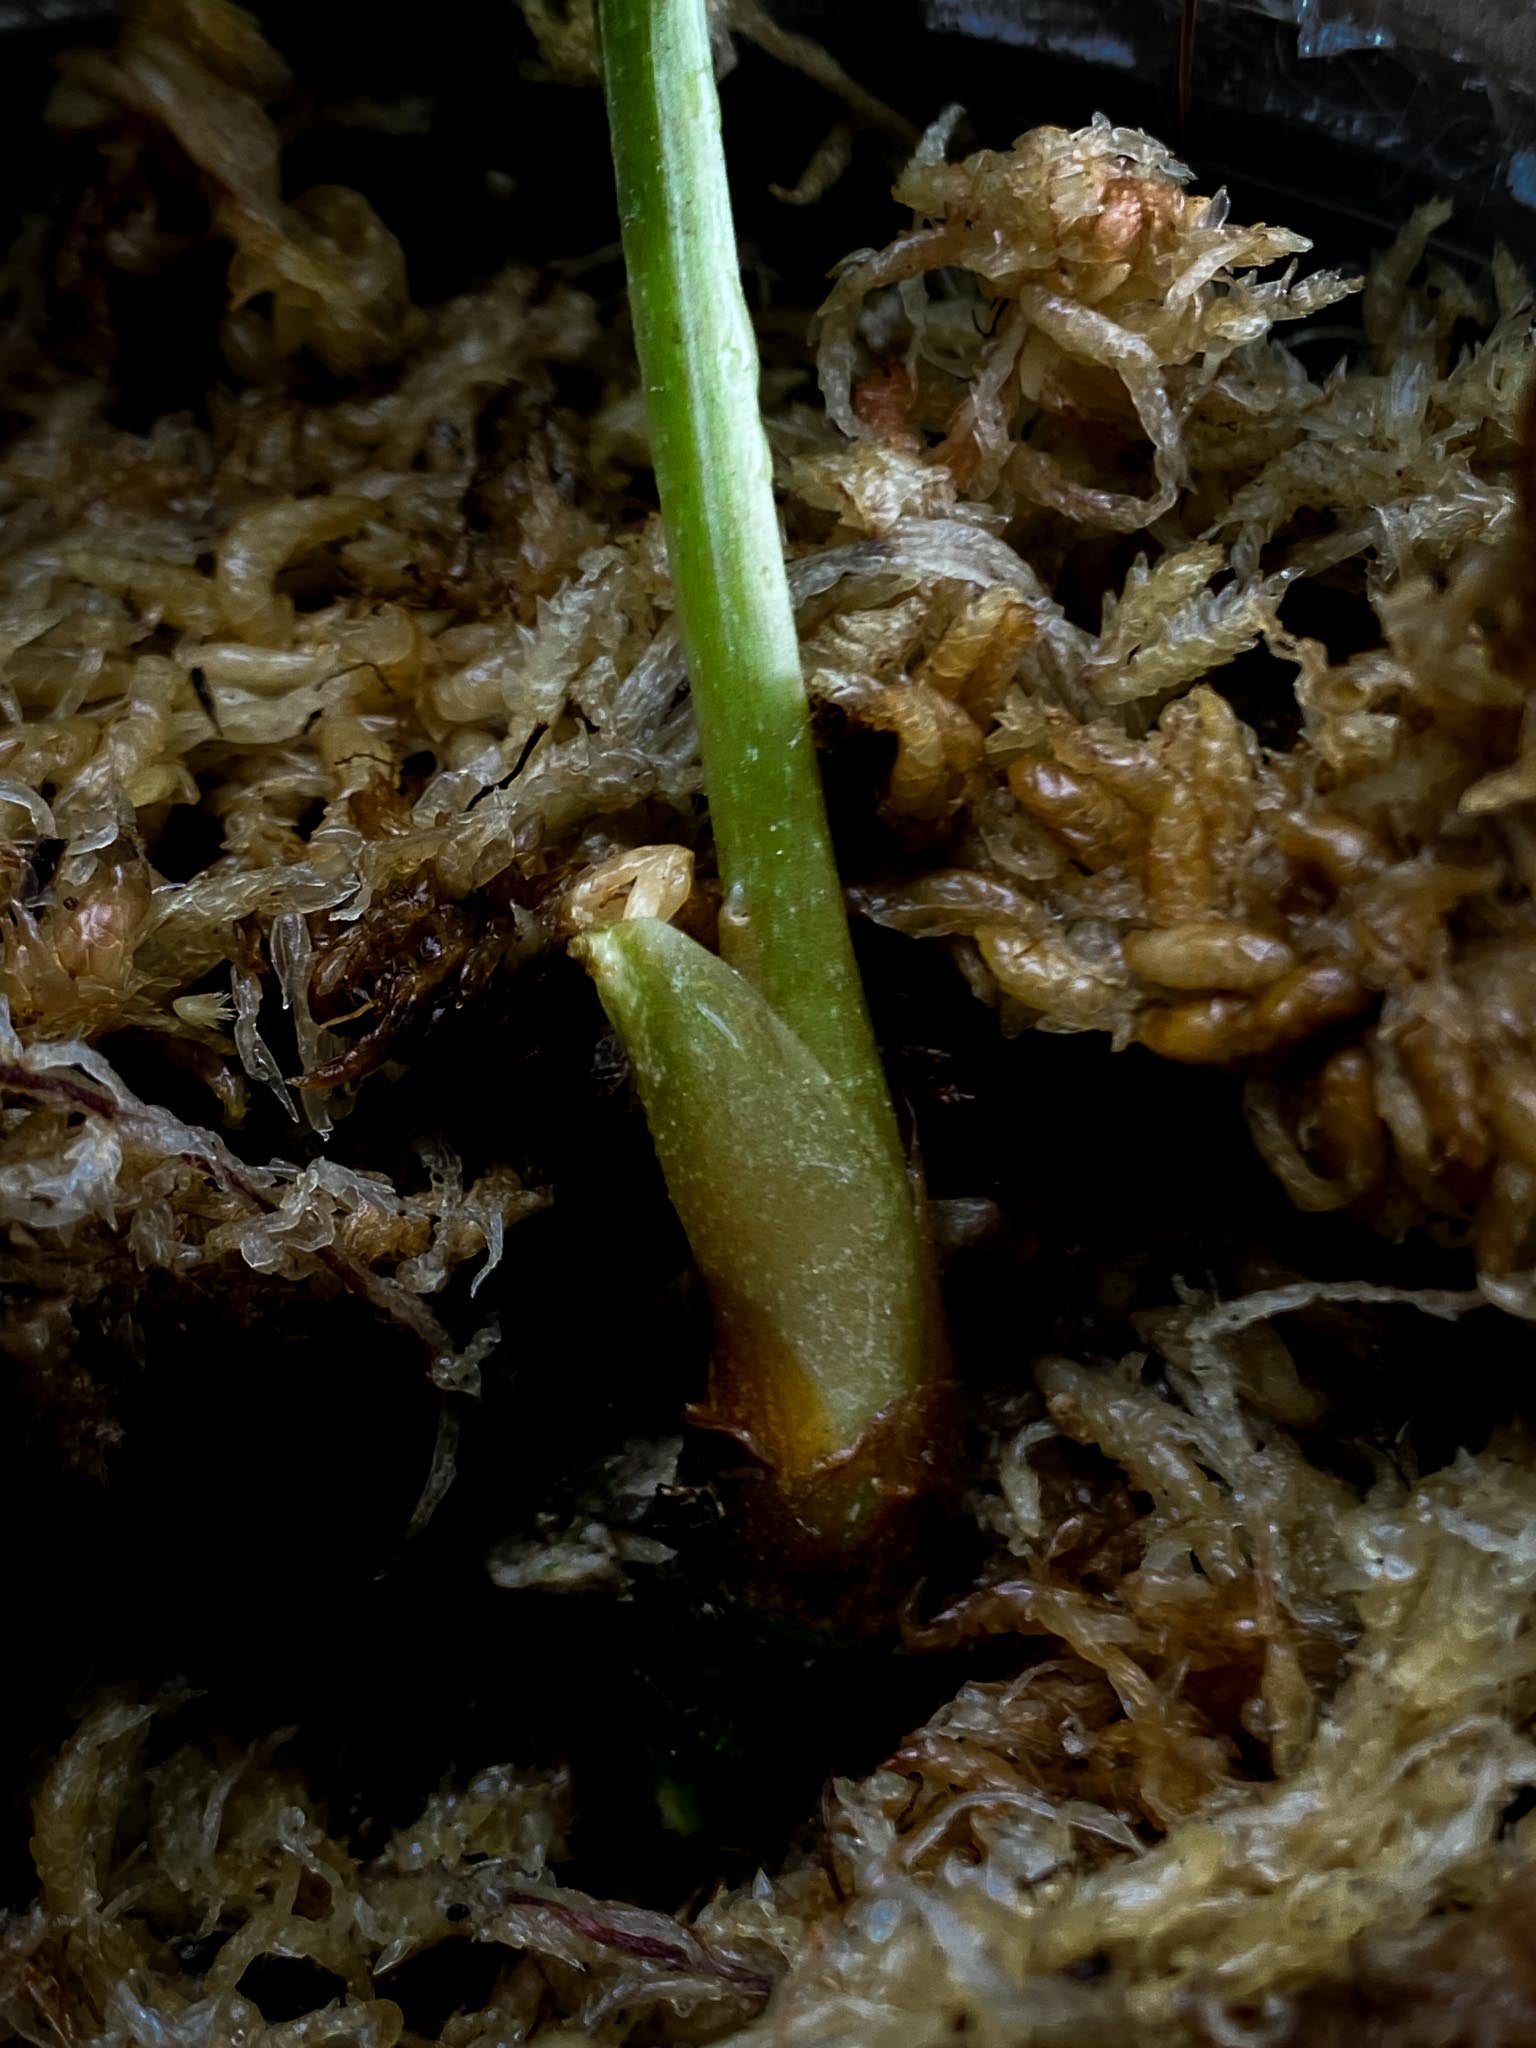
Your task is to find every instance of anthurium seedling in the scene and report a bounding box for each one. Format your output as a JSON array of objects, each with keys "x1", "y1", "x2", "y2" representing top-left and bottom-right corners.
[{"x1": 586, "y1": 0, "x2": 943, "y2": 1557}]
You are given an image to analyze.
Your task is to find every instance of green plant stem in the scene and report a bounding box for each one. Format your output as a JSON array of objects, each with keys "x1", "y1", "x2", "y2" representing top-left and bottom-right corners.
[
  {"x1": 597, "y1": 0, "x2": 891, "y2": 1147},
  {"x1": 594, "y1": 0, "x2": 942, "y2": 1534},
  {"x1": 583, "y1": 918, "x2": 934, "y2": 1491}
]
